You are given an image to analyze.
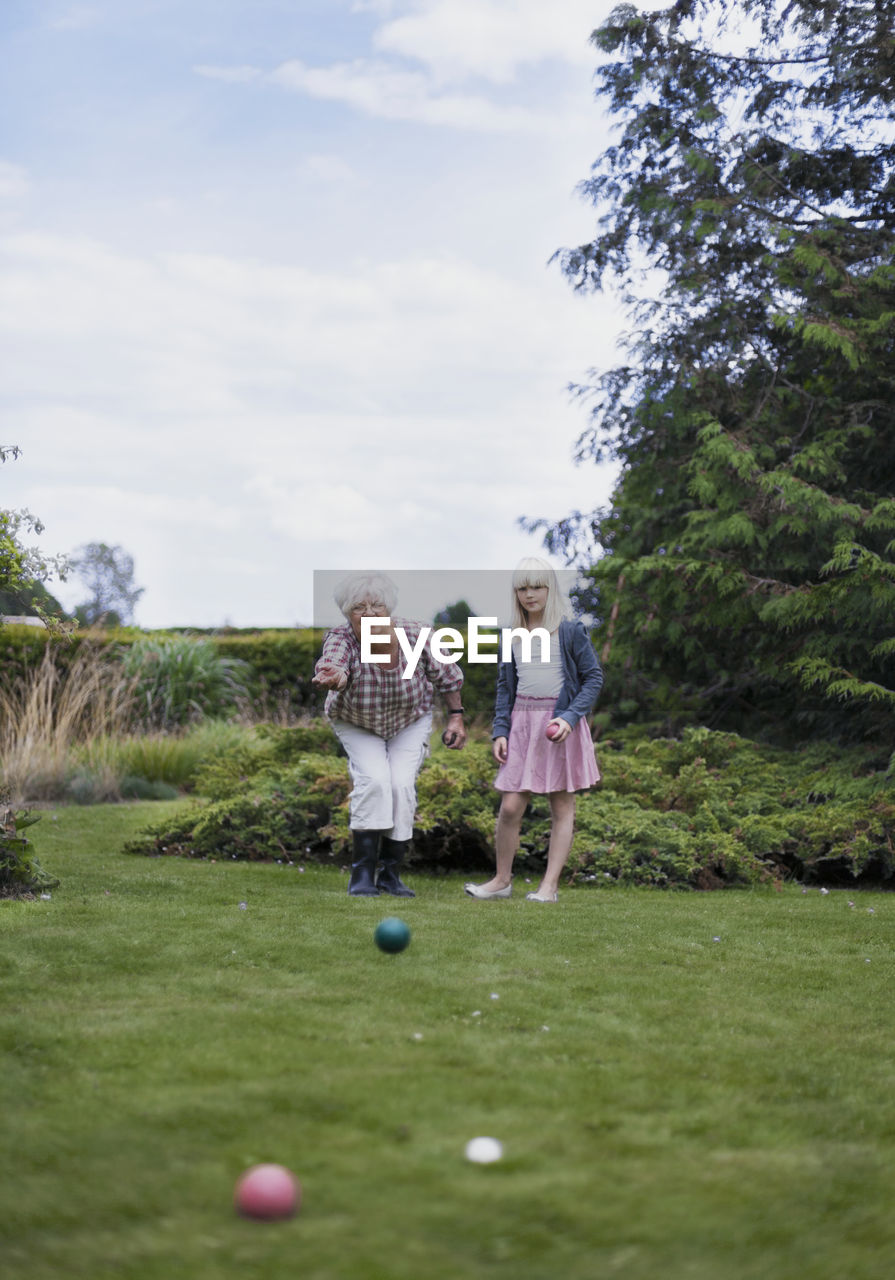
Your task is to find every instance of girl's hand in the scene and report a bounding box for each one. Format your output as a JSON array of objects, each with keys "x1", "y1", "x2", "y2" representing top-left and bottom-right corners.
[
  {"x1": 492, "y1": 736, "x2": 508, "y2": 764},
  {"x1": 546, "y1": 717, "x2": 571, "y2": 743},
  {"x1": 312, "y1": 663, "x2": 348, "y2": 690}
]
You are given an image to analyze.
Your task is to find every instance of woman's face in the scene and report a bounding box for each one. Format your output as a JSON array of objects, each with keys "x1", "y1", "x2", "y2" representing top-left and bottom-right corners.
[
  {"x1": 348, "y1": 598, "x2": 388, "y2": 641},
  {"x1": 516, "y1": 583, "x2": 548, "y2": 620}
]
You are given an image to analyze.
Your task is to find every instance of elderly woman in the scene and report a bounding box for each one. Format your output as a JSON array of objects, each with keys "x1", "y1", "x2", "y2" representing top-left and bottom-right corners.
[{"x1": 312, "y1": 572, "x2": 466, "y2": 896}]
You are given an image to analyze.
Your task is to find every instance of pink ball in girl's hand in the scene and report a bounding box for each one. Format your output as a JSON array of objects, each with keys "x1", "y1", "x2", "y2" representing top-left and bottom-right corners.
[
  {"x1": 234, "y1": 1163, "x2": 301, "y2": 1220},
  {"x1": 545, "y1": 722, "x2": 561, "y2": 740}
]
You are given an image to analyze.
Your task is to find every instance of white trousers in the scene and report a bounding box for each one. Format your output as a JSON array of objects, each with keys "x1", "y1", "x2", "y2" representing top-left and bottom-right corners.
[{"x1": 330, "y1": 712, "x2": 432, "y2": 841}]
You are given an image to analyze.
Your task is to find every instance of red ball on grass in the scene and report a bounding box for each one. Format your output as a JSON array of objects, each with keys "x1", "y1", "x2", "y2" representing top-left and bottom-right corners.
[{"x1": 234, "y1": 1163, "x2": 301, "y2": 1220}]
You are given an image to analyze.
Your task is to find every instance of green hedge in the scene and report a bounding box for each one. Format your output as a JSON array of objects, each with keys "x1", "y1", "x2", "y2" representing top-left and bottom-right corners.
[
  {"x1": 123, "y1": 724, "x2": 895, "y2": 888},
  {"x1": 0, "y1": 625, "x2": 93, "y2": 684},
  {"x1": 0, "y1": 626, "x2": 323, "y2": 715},
  {"x1": 204, "y1": 630, "x2": 323, "y2": 715},
  {"x1": 207, "y1": 628, "x2": 502, "y2": 724},
  {"x1": 0, "y1": 625, "x2": 501, "y2": 724}
]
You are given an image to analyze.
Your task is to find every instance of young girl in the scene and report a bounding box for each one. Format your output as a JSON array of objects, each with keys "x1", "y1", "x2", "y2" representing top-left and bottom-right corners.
[{"x1": 464, "y1": 558, "x2": 602, "y2": 903}]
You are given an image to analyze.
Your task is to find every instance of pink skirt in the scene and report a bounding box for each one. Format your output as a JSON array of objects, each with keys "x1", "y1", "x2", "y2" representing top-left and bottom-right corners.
[{"x1": 494, "y1": 696, "x2": 601, "y2": 794}]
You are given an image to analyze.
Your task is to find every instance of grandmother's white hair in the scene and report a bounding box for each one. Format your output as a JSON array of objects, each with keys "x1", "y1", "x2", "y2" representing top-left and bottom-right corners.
[
  {"x1": 510, "y1": 557, "x2": 573, "y2": 631},
  {"x1": 333, "y1": 571, "x2": 398, "y2": 619}
]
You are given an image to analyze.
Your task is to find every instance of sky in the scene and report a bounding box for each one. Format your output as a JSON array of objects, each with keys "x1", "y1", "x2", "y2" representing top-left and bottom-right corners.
[{"x1": 1, "y1": 0, "x2": 642, "y2": 628}]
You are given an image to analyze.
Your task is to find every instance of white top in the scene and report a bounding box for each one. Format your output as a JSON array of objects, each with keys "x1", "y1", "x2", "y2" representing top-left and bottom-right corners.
[{"x1": 513, "y1": 631, "x2": 563, "y2": 697}]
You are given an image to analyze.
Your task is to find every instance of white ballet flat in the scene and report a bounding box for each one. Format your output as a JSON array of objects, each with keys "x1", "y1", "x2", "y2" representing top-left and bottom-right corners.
[
  {"x1": 525, "y1": 891, "x2": 558, "y2": 903},
  {"x1": 464, "y1": 883, "x2": 512, "y2": 900}
]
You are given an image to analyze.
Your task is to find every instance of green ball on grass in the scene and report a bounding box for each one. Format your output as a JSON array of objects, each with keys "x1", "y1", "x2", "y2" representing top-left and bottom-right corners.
[{"x1": 374, "y1": 917, "x2": 411, "y2": 954}]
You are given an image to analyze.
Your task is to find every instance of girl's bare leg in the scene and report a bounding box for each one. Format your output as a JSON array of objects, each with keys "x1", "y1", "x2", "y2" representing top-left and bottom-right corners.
[
  {"x1": 535, "y1": 791, "x2": 576, "y2": 898},
  {"x1": 475, "y1": 791, "x2": 529, "y2": 892}
]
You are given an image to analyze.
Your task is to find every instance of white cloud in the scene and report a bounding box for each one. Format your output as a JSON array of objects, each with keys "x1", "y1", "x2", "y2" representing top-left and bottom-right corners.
[
  {"x1": 15, "y1": 482, "x2": 246, "y2": 626},
  {"x1": 47, "y1": 5, "x2": 101, "y2": 31},
  {"x1": 1, "y1": 232, "x2": 617, "y2": 423},
  {"x1": 25, "y1": 484, "x2": 241, "y2": 535},
  {"x1": 193, "y1": 64, "x2": 263, "y2": 85},
  {"x1": 269, "y1": 58, "x2": 544, "y2": 132},
  {"x1": 247, "y1": 475, "x2": 432, "y2": 546},
  {"x1": 373, "y1": 0, "x2": 603, "y2": 84},
  {"x1": 351, "y1": 0, "x2": 398, "y2": 15},
  {"x1": 298, "y1": 154, "x2": 358, "y2": 184},
  {"x1": 0, "y1": 161, "x2": 30, "y2": 202},
  {"x1": 192, "y1": 0, "x2": 619, "y2": 135},
  {"x1": 2, "y1": 228, "x2": 620, "y2": 624},
  {"x1": 6, "y1": 1, "x2": 624, "y2": 627}
]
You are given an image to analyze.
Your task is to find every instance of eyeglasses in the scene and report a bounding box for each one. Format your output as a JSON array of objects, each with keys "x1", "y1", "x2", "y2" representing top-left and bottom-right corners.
[{"x1": 349, "y1": 601, "x2": 388, "y2": 616}]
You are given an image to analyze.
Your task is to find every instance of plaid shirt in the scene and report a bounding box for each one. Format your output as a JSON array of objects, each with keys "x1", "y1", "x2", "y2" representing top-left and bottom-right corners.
[{"x1": 316, "y1": 619, "x2": 464, "y2": 740}]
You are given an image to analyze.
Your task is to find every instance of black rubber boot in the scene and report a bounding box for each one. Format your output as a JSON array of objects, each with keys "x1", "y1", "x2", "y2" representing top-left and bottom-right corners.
[
  {"x1": 348, "y1": 830, "x2": 381, "y2": 896},
  {"x1": 376, "y1": 837, "x2": 416, "y2": 898}
]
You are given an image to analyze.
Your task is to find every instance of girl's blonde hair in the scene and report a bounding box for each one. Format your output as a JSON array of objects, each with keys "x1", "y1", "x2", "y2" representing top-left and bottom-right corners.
[{"x1": 510, "y1": 557, "x2": 573, "y2": 632}]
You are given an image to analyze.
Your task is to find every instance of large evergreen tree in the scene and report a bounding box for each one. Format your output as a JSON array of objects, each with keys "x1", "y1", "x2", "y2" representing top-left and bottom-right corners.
[{"x1": 538, "y1": 0, "x2": 895, "y2": 742}]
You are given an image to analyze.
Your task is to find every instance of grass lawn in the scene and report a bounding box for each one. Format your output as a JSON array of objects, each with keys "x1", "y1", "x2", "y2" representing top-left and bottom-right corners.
[{"x1": 3, "y1": 802, "x2": 895, "y2": 1280}]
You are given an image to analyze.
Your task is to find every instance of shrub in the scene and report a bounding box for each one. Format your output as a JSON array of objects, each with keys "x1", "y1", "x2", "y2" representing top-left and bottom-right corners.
[
  {"x1": 411, "y1": 743, "x2": 506, "y2": 873},
  {"x1": 123, "y1": 729, "x2": 498, "y2": 872},
  {"x1": 0, "y1": 627, "x2": 313, "y2": 719},
  {"x1": 208, "y1": 630, "x2": 323, "y2": 718},
  {"x1": 0, "y1": 625, "x2": 502, "y2": 730},
  {"x1": 68, "y1": 722, "x2": 258, "y2": 803},
  {"x1": 119, "y1": 776, "x2": 195, "y2": 802},
  {"x1": 0, "y1": 800, "x2": 58, "y2": 898},
  {"x1": 109, "y1": 720, "x2": 251, "y2": 789},
  {"x1": 568, "y1": 728, "x2": 894, "y2": 888},
  {"x1": 0, "y1": 635, "x2": 261, "y2": 803},
  {"x1": 123, "y1": 755, "x2": 353, "y2": 865},
  {"x1": 0, "y1": 627, "x2": 77, "y2": 688},
  {"x1": 0, "y1": 643, "x2": 134, "y2": 803},
  {"x1": 191, "y1": 722, "x2": 343, "y2": 800},
  {"x1": 121, "y1": 635, "x2": 251, "y2": 729},
  {"x1": 123, "y1": 722, "x2": 895, "y2": 888},
  {"x1": 64, "y1": 765, "x2": 125, "y2": 806}
]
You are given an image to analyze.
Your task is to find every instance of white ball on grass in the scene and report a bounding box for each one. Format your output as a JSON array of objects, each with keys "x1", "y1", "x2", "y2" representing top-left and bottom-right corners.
[{"x1": 465, "y1": 1136, "x2": 503, "y2": 1164}]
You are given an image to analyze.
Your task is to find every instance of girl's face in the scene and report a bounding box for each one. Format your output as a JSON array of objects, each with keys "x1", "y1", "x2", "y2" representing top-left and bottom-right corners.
[{"x1": 516, "y1": 583, "x2": 548, "y2": 620}]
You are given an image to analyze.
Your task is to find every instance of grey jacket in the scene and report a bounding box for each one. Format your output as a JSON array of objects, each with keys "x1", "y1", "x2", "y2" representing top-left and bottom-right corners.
[{"x1": 491, "y1": 619, "x2": 603, "y2": 739}]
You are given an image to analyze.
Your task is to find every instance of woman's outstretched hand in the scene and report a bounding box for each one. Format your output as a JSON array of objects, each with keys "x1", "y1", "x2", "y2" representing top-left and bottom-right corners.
[{"x1": 312, "y1": 663, "x2": 348, "y2": 690}]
